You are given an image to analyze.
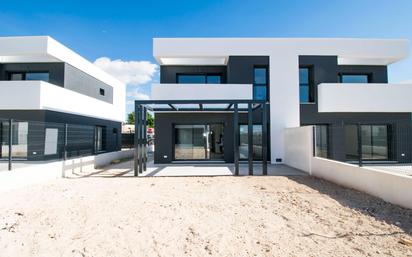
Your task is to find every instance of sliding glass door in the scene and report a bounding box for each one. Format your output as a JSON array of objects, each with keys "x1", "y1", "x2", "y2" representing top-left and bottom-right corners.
[
  {"x1": 174, "y1": 124, "x2": 224, "y2": 160},
  {"x1": 239, "y1": 125, "x2": 263, "y2": 160},
  {"x1": 344, "y1": 124, "x2": 391, "y2": 161}
]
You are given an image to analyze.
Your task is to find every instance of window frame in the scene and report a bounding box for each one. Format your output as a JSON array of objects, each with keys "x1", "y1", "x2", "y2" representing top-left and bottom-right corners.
[
  {"x1": 176, "y1": 73, "x2": 222, "y2": 84},
  {"x1": 253, "y1": 66, "x2": 269, "y2": 101},
  {"x1": 299, "y1": 66, "x2": 315, "y2": 103},
  {"x1": 7, "y1": 71, "x2": 50, "y2": 82},
  {"x1": 338, "y1": 73, "x2": 371, "y2": 83}
]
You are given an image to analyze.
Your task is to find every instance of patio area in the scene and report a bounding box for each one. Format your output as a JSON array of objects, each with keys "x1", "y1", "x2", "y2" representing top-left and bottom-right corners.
[{"x1": 84, "y1": 159, "x2": 306, "y2": 178}]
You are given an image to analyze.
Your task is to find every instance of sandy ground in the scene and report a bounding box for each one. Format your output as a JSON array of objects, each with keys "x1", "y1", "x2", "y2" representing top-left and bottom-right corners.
[{"x1": 0, "y1": 173, "x2": 411, "y2": 257}]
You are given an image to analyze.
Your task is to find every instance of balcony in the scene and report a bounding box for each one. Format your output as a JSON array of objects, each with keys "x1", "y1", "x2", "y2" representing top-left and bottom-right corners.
[
  {"x1": 151, "y1": 83, "x2": 253, "y2": 100},
  {"x1": 0, "y1": 81, "x2": 123, "y2": 122},
  {"x1": 318, "y1": 83, "x2": 412, "y2": 113}
]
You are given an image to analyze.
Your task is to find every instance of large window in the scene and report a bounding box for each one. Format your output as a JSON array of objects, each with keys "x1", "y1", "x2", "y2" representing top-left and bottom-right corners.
[
  {"x1": 253, "y1": 67, "x2": 268, "y2": 101},
  {"x1": 8, "y1": 72, "x2": 50, "y2": 82},
  {"x1": 299, "y1": 67, "x2": 313, "y2": 103},
  {"x1": 345, "y1": 124, "x2": 390, "y2": 161},
  {"x1": 314, "y1": 125, "x2": 329, "y2": 158},
  {"x1": 177, "y1": 74, "x2": 221, "y2": 84},
  {"x1": 339, "y1": 74, "x2": 369, "y2": 83},
  {"x1": 0, "y1": 121, "x2": 28, "y2": 159},
  {"x1": 239, "y1": 124, "x2": 263, "y2": 160}
]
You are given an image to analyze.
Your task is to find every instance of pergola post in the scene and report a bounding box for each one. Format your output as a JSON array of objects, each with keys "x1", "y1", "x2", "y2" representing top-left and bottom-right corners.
[
  {"x1": 138, "y1": 107, "x2": 143, "y2": 174},
  {"x1": 262, "y1": 103, "x2": 268, "y2": 175},
  {"x1": 143, "y1": 107, "x2": 147, "y2": 171},
  {"x1": 134, "y1": 104, "x2": 140, "y2": 177},
  {"x1": 8, "y1": 119, "x2": 12, "y2": 171},
  {"x1": 233, "y1": 103, "x2": 239, "y2": 175},
  {"x1": 247, "y1": 103, "x2": 253, "y2": 175}
]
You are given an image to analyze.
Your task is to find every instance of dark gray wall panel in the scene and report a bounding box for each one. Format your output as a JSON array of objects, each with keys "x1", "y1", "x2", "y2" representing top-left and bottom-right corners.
[
  {"x1": 160, "y1": 65, "x2": 227, "y2": 83},
  {"x1": 299, "y1": 56, "x2": 410, "y2": 163},
  {"x1": 226, "y1": 56, "x2": 269, "y2": 84},
  {"x1": 64, "y1": 64, "x2": 113, "y2": 103},
  {"x1": 0, "y1": 62, "x2": 65, "y2": 86},
  {"x1": 0, "y1": 110, "x2": 121, "y2": 161}
]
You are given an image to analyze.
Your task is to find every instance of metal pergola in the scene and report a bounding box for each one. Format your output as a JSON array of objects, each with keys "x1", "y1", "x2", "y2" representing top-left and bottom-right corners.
[{"x1": 134, "y1": 99, "x2": 268, "y2": 176}]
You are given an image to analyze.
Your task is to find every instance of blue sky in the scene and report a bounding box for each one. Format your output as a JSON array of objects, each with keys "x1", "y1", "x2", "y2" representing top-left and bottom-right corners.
[{"x1": 1, "y1": 0, "x2": 412, "y2": 115}]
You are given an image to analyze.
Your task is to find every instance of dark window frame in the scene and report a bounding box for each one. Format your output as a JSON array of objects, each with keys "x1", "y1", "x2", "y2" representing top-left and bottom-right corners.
[
  {"x1": 299, "y1": 66, "x2": 315, "y2": 103},
  {"x1": 99, "y1": 88, "x2": 105, "y2": 96},
  {"x1": 253, "y1": 66, "x2": 269, "y2": 101},
  {"x1": 338, "y1": 73, "x2": 371, "y2": 83},
  {"x1": 7, "y1": 71, "x2": 50, "y2": 82},
  {"x1": 176, "y1": 73, "x2": 222, "y2": 84}
]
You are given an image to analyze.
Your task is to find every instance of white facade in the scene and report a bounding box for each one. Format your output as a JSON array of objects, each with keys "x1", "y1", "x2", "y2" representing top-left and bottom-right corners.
[
  {"x1": 318, "y1": 83, "x2": 412, "y2": 113},
  {"x1": 152, "y1": 38, "x2": 410, "y2": 163},
  {"x1": 0, "y1": 36, "x2": 126, "y2": 122}
]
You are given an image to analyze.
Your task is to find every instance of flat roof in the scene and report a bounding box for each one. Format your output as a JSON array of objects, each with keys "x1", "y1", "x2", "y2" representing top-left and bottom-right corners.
[
  {"x1": 0, "y1": 36, "x2": 124, "y2": 90},
  {"x1": 153, "y1": 37, "x2": 409, "y2": 66}
]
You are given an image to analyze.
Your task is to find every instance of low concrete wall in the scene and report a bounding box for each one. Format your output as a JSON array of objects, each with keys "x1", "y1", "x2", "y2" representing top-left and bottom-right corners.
[
  {"x1": 0, "y1": 149, "x2": 133, "y2": 192},
  {"x1": 284, "y1": 126, "x2": 412, "y2": 209},
  {"x1": 284, "y1": 126, "x2": 313, "y2": 174},
  {"x1": 312, "y1": 157, "x2": 412, "y2": 209}
]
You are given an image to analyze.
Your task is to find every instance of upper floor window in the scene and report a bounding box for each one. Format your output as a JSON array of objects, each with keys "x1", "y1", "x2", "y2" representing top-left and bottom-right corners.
[
  {"x1": 339, "y1": 74, "x2": 369, "y2": 83},
  {"x1": 8, "y1": 72, "x2": 49, "y2": 82},
  {"x1": 299, "y1": 67, "x2": 314, "y2": 103},
  {"x1": 253, "y1": 67, "x2": 268, "y2": 101},
  {"x1": 177, "y1": 74, "x2": 221, "y2": 84}
]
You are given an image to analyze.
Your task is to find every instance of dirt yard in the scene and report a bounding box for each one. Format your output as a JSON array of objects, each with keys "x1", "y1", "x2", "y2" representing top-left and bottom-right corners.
[{"x1": 0, "y1": 174, "x2": 411, "y2": 257}]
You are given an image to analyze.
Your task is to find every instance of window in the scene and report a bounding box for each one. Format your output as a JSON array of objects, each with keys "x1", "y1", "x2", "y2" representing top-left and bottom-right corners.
[
  {"x1": 253, "y1": 67, "x2": 268, "y2": 100},
  {"x1": 344, "y1": 124, "x2": 390, "y2": 161},
  {"x1": 315, "y1": 125, "x2": 329, "y2": 158},
  {"x1": 239, "y1": 124, "x2": 263, "y2": 160},
  {"x1": 8, "y1": 72, "x2": 49, "y2": 82},
  {"x1": 177, "y1": 74, "x2": 221, "y2": 84},
  {"x1": 339, "y1": 74, "x2": 369, "y2": 83},
  {"x1": 299, "y1": 67, "x2": 313, "y2": 103},
  {"x1": 99, "y1": 88, "x2": 105, "y2": 96}
]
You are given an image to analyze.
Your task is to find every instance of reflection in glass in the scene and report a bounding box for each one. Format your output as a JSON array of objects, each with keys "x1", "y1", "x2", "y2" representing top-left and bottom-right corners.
[
  {"x1": 239, "y1": 125, "x2": 262, "y2": 160},
  {"x1": 340, "y1": 74, "x2": 369, "y2": 83},
  {"x1": 0, "y1": 121, "x2": 28, "y2": 159}
]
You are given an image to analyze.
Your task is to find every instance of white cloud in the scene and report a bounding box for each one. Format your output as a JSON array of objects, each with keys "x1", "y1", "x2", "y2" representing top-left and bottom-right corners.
[
  {"x1": 126, "y1": 90, "x2": 150, "y2": 105},
  {"x1": 94, "y1": 57, "x2": 158, "y2": 86}
]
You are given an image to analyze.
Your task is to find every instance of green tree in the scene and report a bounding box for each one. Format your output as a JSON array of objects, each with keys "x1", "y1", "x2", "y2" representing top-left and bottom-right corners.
[{"x1": 127, "y1": 111, "x2": 154, "y2": 128}]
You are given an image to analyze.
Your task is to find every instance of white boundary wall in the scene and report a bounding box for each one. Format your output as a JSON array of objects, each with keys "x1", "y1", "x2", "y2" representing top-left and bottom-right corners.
[
  {"x1": 284, "y1": 126, "x2": 412, "y2": 209},
  {"x1": 0, "y1": 150, "x2": 133, "y2": 192}
]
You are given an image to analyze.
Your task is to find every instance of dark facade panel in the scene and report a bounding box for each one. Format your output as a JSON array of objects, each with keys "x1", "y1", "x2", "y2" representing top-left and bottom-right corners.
[
  {"x1": 0, "y1": 62, "x2": 65, "y2": 87},
  {"x1": 64, "y1": 64, "x2": 114, "y2": 104},
  {"x1": 160, "y1": 65, "x2": 227, "y2": 83},
  {"x1": 0, "y1": 110, "x2": 121, "y2": 161},
  {"x1": 154, "y1": 112, "x2": 270, "y2": 164},
  {"x1": 299, "y1": 56, "x2": 411, "y2": 163},
  {"x1": 226, "y1": 56, "x2": 269, "y2": 84}
]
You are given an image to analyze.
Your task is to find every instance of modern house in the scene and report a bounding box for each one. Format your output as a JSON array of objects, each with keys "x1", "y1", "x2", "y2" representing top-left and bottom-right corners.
[
  {"x1": 139, "y1": 38, "x2": 412, "y2": 169},
  {"x1": 0, "y1": 36, "x2": 126, "y2": 161}
]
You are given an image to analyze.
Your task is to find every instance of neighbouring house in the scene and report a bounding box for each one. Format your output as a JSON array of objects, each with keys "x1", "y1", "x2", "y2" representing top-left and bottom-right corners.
[
  {"x1": 0, "y1": 36, "x2": 126, "y2": 161},
  {"x1": 140, "y1": 38, "x2": 412, "y2": 166}
]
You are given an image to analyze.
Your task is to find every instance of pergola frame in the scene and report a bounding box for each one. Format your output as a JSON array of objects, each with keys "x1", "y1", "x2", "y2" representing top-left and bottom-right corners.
[{"x1": 134, "y1": 99, "x2": 268, "y2": 176}]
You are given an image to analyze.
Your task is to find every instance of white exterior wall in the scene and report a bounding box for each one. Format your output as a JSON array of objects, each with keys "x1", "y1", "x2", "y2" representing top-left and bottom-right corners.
[
  {"x1": 152, "y1": 83, "x2": 253, "y2": 100},
  {"x1": 284, "y1": 126, "x2": 412, "y2": 209},
  {"x1": 153, "y1": 38, "x2": 409, "y2": 163},
  {"x1": 284, "y1": 126, "x2": 313, "y2": 174},
  {"x1": 0, "y1": 81, "x2": 124, "y2": 122},
  {"x1": 318, "y1": 83, "x2": 412, "y2": 113}
]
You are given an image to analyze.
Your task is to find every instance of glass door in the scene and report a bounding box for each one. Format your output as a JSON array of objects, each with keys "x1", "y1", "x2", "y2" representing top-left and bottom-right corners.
[{"x1": 174, "y1": 124, "x2": 224, "y2": 161}]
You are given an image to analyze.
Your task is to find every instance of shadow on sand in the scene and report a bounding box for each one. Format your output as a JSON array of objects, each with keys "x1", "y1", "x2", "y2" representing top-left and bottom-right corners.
[{"x1": 288, "y1": 176, "x2": 412, "y2": 237}]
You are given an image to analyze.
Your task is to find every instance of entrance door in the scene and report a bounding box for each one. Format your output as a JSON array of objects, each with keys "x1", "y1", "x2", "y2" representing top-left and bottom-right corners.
[{"x1": 174, "y1": 124, "x2": 224, "y2": 161}]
